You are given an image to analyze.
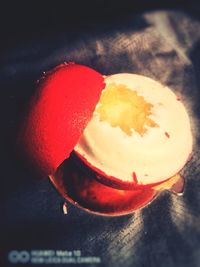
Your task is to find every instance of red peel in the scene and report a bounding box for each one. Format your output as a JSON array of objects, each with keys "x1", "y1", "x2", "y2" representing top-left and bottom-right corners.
[{"x1": 21, "y1": 63, "x2": 105, "y2": 175}]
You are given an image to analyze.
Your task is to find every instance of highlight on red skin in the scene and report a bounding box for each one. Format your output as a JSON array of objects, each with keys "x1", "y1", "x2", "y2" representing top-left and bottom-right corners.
[
  {"x1": 20, "y1": 63, "x2": 105, "y2": 176},
  {"x1": 50, "y1": 157, "x2": 158, "y2": 216}
]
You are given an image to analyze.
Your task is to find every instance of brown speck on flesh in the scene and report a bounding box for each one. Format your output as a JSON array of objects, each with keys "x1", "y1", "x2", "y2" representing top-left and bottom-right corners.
[
  {"x1": 165, "y1": 132, "x2": 170, "y2": 138},
  {"x1": 132, "y1": 172, "x2": 138, "y2": 183},
  {"x1": 176, "y1": 96, "x2": 181, "y2": 101},
  {"x1": 144, "y1": 174, "x2": 148, "y2": 176}
]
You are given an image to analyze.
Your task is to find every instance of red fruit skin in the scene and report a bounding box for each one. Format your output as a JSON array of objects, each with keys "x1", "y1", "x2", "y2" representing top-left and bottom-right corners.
[
  {"x1": 21, "y1": 63, "x2": 105, "y2": 176},
  {"x1": 49, "y1": 158, "x2": 158, "y2": 216},
  {"x1": 73, "y1": 151, "x2": 171, "y2": 190}
]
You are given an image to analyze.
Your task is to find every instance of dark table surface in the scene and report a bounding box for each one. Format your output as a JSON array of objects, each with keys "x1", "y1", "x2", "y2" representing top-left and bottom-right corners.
[{"x1": 1, "y1": 2, "x2": 200, "y2": 267}]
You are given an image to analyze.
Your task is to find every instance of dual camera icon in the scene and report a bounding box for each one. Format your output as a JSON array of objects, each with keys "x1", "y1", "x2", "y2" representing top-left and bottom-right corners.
[{"x1": 8, "y1": 250, "x2": 30, "y2": 264}]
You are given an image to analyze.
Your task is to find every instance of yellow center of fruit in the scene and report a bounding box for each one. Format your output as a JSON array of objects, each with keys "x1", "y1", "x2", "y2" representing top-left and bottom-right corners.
[{"x1": 96, "y1": 83, "x2": 158, "y2": 136}]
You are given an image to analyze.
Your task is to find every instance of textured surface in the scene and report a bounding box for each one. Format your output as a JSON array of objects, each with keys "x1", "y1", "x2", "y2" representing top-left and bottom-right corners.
[
  {"x1": 1, "y1": 4, "x2": 200, "y2": 267},
  {"x1": 21, "y1": 63, "x2": 104, "y2": 175}
]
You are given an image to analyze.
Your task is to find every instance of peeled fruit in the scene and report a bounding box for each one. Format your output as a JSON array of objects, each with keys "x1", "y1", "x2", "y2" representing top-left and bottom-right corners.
[
  {"x1": 20, "y1": 63, "x2": 105, "y2": 175},
  {"x1": 75, "y1": 74, "x2": 193, "y2": 188},
  {"x1": 20, "y1": 63, "x2": 192, "y2": 216}
]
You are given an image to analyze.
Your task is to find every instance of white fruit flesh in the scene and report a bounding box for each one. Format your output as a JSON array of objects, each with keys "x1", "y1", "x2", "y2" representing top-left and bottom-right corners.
[{"x1": 75, "y1": 74, "x2": 193, "y2": 185}]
